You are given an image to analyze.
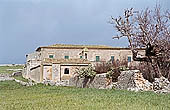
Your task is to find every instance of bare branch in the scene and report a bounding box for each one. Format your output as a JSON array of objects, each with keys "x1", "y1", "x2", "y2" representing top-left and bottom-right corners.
[{"x1": 110, "y1": 6, "x2": 170, "y2": 79}]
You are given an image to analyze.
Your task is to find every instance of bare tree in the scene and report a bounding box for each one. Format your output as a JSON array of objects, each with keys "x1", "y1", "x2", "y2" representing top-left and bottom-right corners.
[{"x1": 110, "y1": 6, "x2": 170, "y2": 80}]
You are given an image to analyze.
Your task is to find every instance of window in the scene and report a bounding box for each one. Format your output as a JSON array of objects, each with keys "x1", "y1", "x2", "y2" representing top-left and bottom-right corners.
[
  {"x1": 65, "y1": 56, "x2": 69, "y2": 59},
  {"x1": 64, "y1": 68, "x2": 69, "y2": 74},
  {"x1": 111, "y1": 56, "x2": 114, "y2": 61},
  {"x1": 128, "y1": 56, "x2": 131, "y2": 62},
  {"x1": 49, "y1": 55, "x2": 53, "y2": 58},
  {"x1": 85, "y1": 53, "x2": 87, "y2": 59},
  {"x1": 96, "y1": 56, "x2": 100, "y2": 62},
  {"x1": 80, "y1": 56, "x2": 83, "y2": 59}
]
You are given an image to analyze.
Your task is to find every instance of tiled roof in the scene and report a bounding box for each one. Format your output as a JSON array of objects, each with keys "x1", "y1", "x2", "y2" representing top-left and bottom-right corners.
[
  {"x1": 49, "y1": 44, "x2": 114, "y2": 48},
  {"x1": 43, "y1": 58, "x2": 91, "y2": 64},
  {"x1": 36, "y1": 44, "x2": 130, "y2": 51}
]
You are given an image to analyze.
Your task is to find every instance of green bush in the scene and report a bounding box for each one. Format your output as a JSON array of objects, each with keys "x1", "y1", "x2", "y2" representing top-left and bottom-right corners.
[
  {"x1": 75, "y1": 65, "x2": 96, "y2": 78},
  {"x1": 106, "y1": 68, "x2": 121, "y2": 82}
]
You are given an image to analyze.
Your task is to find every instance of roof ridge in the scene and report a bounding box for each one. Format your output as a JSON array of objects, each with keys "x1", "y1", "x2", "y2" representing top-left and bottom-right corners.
[
  {"x1": 49, "y1": 43, "x2": 112, "y2": 47},
  {"x1": 48, "y1": 43, "x2": 114, "y2": 48},
  {"x1": 35, "y1": 43, "x2": 132, "y2": 51}
]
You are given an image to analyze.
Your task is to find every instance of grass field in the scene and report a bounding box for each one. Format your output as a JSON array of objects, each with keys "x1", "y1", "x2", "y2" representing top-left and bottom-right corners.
[
  {"x1": 0, "y1": 65, "x2": 23, "y2": 74},
  {"x1": 0, "y1": 81, "x2": 170, "y2": 110}
]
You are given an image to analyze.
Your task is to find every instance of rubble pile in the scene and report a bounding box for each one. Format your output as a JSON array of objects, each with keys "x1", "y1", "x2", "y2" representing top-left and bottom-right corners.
[
  {"x1": 111, "y1": 70, "x2": 153, "y2": 92},
  {"x1": 111, "y1": 70, "x2": 170, "y2": 93},
  {"x1": 153, "y1": 77, "x2": 170, "y2": 93}
]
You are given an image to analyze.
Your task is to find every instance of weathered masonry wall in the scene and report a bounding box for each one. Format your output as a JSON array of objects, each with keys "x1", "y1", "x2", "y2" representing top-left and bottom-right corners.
[
  {"x1": 52, "y1": 64, "x2": 60, "y2": 81},
  {"x1": 26, "y1": 52, "x2": 41, "y2": 61},
  {"x1": 42, "y1": 64, "x2": 89, "y2": 82},
  {"x1": 69, "y1": 74, "x2": 107, "y2": 88},
  {"x1": 41, "y1": 48, "x2": 145, "y2": 62},
  {"x1": 60, "y1": 65, "x2": 89, "y2": 80},
  {"x1": 29, "y1": 66, "x2": 41, "y2": 83},
  {"x1": 24, "y1": 52, "x2": 42, "y2": 80},
  {"x1": 43, "y1": 65, "x2": 52, "y2": 80}
]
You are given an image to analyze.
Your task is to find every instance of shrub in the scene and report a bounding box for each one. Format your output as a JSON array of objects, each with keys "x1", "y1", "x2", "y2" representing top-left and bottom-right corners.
[
  {"x1": 94, "y1": 62, "x2": 112, "y2": 74},
  {"x1": 106, "y1": 59, "x2": 128, "y2": 82},
  {"x1": 94, "y1": 59, "x2": 128, "y2": 74},
  {"x1": 75, "y1": 65, "x2": 96, "y2": 78},
  {"x1": 106, "y1": 68, "x2": 121, "y2": 82}
]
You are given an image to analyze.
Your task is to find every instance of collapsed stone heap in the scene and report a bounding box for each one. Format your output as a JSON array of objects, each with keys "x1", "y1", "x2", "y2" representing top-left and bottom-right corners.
[{"x1": 112, "y1": 70, "x2": 170, "y2": 93}]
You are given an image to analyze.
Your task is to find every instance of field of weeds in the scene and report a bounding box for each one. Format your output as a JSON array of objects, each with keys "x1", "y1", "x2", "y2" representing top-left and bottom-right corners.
[{"x1": 0, "y1": 81, "x2": 170, "y2": 110}]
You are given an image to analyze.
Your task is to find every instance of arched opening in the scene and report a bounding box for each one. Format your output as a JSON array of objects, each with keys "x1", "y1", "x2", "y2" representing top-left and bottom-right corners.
[
  {"x1": 64, "y1": 68, "x2": 69, "y2": 74},
  {"x1": 85, "y1": 53, "x2": 87, "y2": 59}
]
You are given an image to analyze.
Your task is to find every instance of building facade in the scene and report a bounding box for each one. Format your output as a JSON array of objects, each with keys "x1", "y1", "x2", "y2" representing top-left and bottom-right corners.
[{"x1": 23, "y1": 44, "x2": 144, "y2": 83}]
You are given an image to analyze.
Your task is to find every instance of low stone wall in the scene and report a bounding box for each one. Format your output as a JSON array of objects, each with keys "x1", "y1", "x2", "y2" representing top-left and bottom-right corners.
[
  {"x1": 42, "y1": 80, "x2": 69, "y2": 86},
  {"x1": 0, "y1": 73, "x2": 14, "y2": 81},
  {"x1": 14, "y1": 79, "x2": 36, "y2": 86},
  {"x1": 1, "y1": 69, "x2": 170, "y2": 94},
  {"x1": 69, "y1": 70, "x2": 170, "y2": 94},
  {"x1": 0, "y1": 73, "x2": 36, "y2": 86},
  {"x1": 69, "y1": 73, "x2": 107, "y2": 89}
]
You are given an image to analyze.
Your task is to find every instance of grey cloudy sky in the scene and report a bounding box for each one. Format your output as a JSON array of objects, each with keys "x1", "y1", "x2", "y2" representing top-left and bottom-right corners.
[{"x1": 0, "y1": 0, "x2": 169, "y2": 64}]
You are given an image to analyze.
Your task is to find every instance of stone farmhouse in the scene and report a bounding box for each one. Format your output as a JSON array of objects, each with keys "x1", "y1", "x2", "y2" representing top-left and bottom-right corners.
[{"x1": 23, "y1": 44, "x2": 144, "y2": 83}]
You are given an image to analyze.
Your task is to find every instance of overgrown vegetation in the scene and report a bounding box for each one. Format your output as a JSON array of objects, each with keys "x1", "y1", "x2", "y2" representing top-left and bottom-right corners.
[
  {"x1": 94, "y1": 60, "x2": 128, "y2": 82},
  {"x1": 94, "y1": 60, "x2": 128, "y2": 74},
  {"x1": 75, "y1": 65, "x2": 96, "y2": 78},
  {"x1": 0, "y1": 81, "x2": 170, "y2": 110},
  {"x1": 94, "y1": 62, "x2": 111, "y2": 74}
]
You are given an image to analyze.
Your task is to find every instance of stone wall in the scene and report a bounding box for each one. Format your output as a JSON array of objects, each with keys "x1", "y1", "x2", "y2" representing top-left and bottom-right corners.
[
  {"x1": 43, "y1": 65, "x2": 52, "y2": 80},
  {"x1": 24, "y1": 52, "x2": 41, "y2": 80},
  {"x1": 29, "y1": 66, "x2": 41, "y2": 83},
  {"x1": 69, "y1": 73, "x2": 107, "y2": 89},
  {"x1": 52, "y1": 64, "x2": 60, "y2": 81},
  {"x1": 60, "y1": 65, "x2": 88, "y2": 81},
  {"x1": 26, "y1": 52, "x2": 41, "y2": 61},
  {"x1": 42, "y1": 48, "x2": 145, "y2": 62}
]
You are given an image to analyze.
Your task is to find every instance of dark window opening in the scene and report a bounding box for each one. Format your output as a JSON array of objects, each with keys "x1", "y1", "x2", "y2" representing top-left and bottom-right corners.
[
  {"x1": 128, "y1": 56, "x2": 131, "y2": 62},
  {"x1": 111, "y1": 56, "x2": 114, "y2": 62},
  {"x1": 49, "y1": 55, "x2": 53, "y2": 58},
  {"x1": 96, "y1": 56, "x2": 100, "y2": 62},
  {"x1": 65, "y1": 56, "x2": 69, "y2": 59},
  {"x1": 85, "y1": 53, "x2": 87, "y2": 59},
  {"x1": 80, "y1": 56, "x2": 82, "y2": 59},
  {"x1": 64, "y1": 68, "x2": 69, "y2": 74}
]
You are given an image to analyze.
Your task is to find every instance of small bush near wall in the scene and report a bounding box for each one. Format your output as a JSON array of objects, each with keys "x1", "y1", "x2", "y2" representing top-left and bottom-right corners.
[
  {"x1": 94, "y1": 59, "x2": 128, "y2": 74},
  {"x1": 75, "y1": 65, "x2": 96, "y2": 78},
  {"x1": 94, "y1": 59, "x2": 128, "y2": 82},
  {"x1": 94, "y1": 62, "x2": 111, "y2": 74},
  {"x1": 106, "y1": 68, "x2": 121, "y2": 82}
]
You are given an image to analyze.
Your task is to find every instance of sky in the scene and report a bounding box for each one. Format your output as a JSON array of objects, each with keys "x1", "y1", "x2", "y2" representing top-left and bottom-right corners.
[{"x1": 0, "y1": 0, "x2": 169, "y2": 64}]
